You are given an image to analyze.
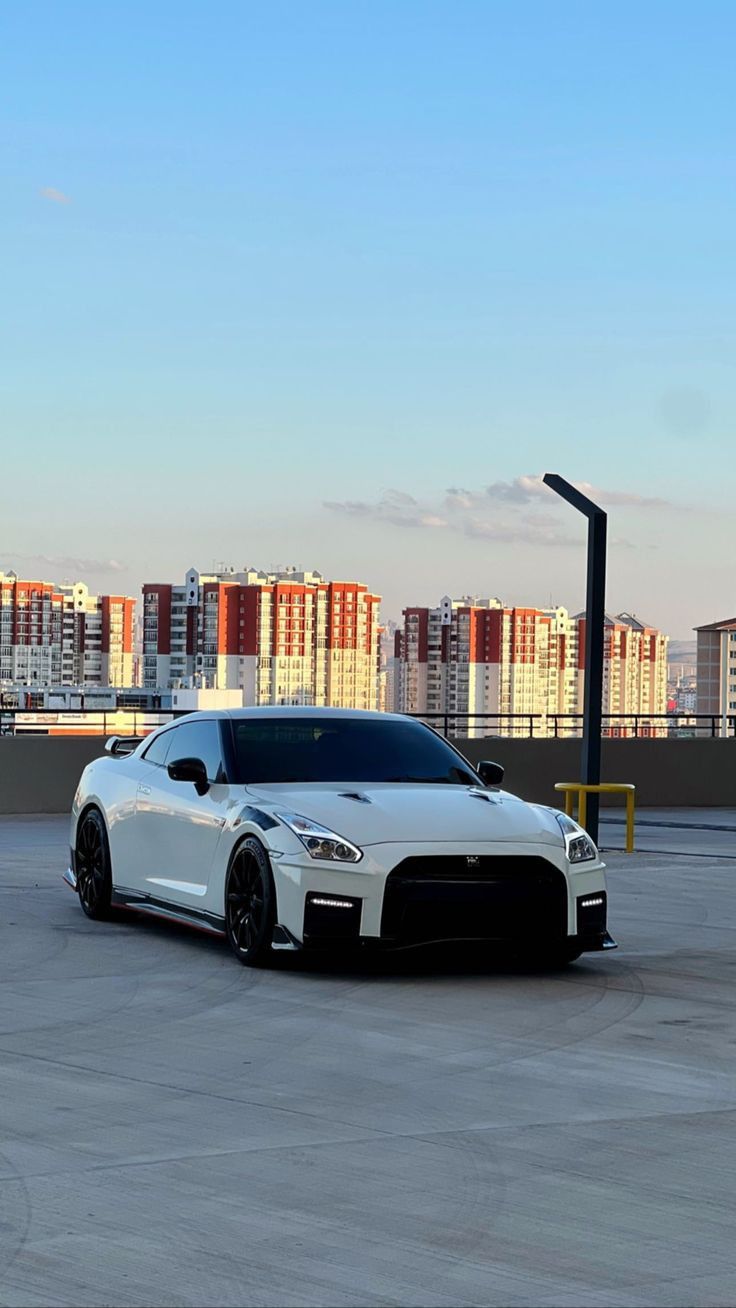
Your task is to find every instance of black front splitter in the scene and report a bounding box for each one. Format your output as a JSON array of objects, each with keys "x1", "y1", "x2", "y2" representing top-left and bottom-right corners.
[{"x1": 300, "y1": 930, "x2": 617, "y2": 955}]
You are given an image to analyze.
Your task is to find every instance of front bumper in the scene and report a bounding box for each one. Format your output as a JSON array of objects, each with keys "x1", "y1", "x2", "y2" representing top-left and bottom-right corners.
[{"x1": 272, "y1": 842, "x2": 614, "y2": 955}]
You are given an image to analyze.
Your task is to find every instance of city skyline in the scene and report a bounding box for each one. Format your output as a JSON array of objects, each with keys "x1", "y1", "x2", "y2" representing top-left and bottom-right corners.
[
  {"x1": 0, "y1": 540, "x2": 724, "y2": 646},
  {"x1": 1, "y1": 553, "x2": 678, "y2": 656},
  {"x1": 0, "y1": 548, "x2": 688, "y2": 630},
  {"x1": 0, "y1": 515, "x2": 720, "y2": 644},
  {"x1": 0, "y1": 561, "x2": 672, "y2": 736},
  {"x1": 392, "y1": 597, "x2": 669, "y2": 737}
]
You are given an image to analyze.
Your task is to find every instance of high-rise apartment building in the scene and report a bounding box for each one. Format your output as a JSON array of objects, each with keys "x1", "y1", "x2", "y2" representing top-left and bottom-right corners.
[
  {"x1": 379, "y1": 621, "x2": 401, "y2": 713},
  {"x1": 695, "y1": 616, "x2": 736, "y2": 728},
  {"x1": 142, "y1": 566, "x2": 381, "y2": 709},
  {"x1": 395, "y1": 596, "x2": 668, "y2": 735},
  {"x1": 595, "y1": 612, "x2": 669, "y2": 732},
  {"x1": 396, "y1": 597, "x2": 580, "y2": 734},
  {"x1": 0, "y1": 572, "x2": 135, "y2": 686}
]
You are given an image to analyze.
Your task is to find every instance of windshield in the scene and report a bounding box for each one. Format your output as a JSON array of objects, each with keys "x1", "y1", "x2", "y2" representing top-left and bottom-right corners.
[{"x1": 230, "y1": 717, "x2": 479, "y2": 786}]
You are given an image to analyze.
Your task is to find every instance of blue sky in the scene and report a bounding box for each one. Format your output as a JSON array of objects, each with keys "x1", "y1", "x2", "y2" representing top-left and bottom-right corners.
[{"x1": 1, "y1": 1, "x2": 734, "y2": 636}]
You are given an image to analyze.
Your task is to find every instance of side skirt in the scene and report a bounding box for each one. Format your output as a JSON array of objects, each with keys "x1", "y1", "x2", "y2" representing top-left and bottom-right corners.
[
  {"x1": 112, "y1": 886, "x2": 227, "y2": 938},
  {"x1": 66, "y1": 869, "x2": 297, "y2": 951}
]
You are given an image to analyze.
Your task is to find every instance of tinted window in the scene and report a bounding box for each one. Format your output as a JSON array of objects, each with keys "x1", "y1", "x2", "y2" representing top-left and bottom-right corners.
[
  {"x1": 230, "y1": 718, "x2": 477, "y2": 786},
  {"x1": 143, "y1": 729, "x2": 174, "y2": 766},
  {"x1": 166, "y1": 720, "x2": 226, "y2": 783}
]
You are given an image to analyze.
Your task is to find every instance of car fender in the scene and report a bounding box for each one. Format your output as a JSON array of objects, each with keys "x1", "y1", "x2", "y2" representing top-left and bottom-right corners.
[
  {"x1": 70, "y1": 755, "x2": 141, "y2": 887},
  {"x1": 212, "y1": 806, "x2": 300, "y2": 918}
]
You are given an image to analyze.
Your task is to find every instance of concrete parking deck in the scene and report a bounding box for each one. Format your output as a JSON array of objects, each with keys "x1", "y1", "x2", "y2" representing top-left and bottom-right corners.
[
  {"x1": 601, "y1": 808, "x2": 736, "y2": 860},
  {"x1": 1, "y1": 814, "x2": 735, "y2": 1308}
]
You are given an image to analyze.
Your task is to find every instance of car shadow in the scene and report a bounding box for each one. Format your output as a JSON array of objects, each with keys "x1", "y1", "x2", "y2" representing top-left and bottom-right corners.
[
  {"x1": 104, "y1": 905, "x2": 231, "y2": 955},
  {"x1": 274, "y1": 943, "x2": 611, "y2": 981},
  {"x1": 105, "y1": 907, "x2": 613, "y2": 979}
]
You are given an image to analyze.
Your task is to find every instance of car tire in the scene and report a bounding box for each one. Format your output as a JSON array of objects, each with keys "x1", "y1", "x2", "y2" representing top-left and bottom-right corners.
[
  {"x1": 75, "y1": 808, "x2": 114, "y2": 920},
  {"x1": 225, "y1": 837, "x2": 276, "y2": 968}
]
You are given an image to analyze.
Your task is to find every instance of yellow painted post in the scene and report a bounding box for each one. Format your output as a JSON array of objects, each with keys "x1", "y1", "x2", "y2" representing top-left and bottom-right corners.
[
  {"x1": 555, "y1": 782, "x2": 635, "y2": 851},
  {"x1": 626, "y1": 790, "x2": 635, "y2": 853}
]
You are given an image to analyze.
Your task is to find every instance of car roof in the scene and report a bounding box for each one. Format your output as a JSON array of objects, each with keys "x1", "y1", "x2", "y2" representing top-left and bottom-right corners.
[{"x1": 167, "y1": 706, "x2": 413, "y2": 723}]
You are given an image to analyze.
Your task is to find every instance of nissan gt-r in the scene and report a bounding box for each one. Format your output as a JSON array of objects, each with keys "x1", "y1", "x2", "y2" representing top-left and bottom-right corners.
[{"x1": 64, "y1": 707, "x2": 616, "y2": 967}]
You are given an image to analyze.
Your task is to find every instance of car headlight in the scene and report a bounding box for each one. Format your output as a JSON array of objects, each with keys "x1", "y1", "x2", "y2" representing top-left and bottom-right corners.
[
  {"x1": 275, "y1": 811, "x2": 363, "y2": 863},
  {"x1": 555, "y1": 812, "x2": 597, "y2": 863}
]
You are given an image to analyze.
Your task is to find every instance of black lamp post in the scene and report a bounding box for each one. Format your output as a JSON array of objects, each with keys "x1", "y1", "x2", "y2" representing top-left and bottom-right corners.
[{"x1": 543, "y1": 474, "x2": 607, "y2": 844}]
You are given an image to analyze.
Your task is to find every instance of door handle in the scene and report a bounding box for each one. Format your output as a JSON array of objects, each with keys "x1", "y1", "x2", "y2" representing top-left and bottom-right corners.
[{"x1": 137, "y1": 784, "x2": 151, "y2": 796}]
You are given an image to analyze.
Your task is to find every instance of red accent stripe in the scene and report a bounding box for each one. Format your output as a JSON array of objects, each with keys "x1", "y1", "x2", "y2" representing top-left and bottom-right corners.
[{"x1": 126, "y1": 903, "x2": 226, "y2": 937}]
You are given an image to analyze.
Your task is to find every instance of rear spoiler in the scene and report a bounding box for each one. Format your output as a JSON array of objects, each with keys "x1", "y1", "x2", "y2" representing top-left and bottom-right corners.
[{"x1": 105, "y1": 735, "x2": 142, "y2": 757}]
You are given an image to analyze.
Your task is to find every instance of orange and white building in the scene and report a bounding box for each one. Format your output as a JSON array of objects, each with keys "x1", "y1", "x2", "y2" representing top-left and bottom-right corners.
[
  {"x1": 0, "y1": 571, "x2": 135, "y2": 687},
  {"x1": 395, "y1": 596, "x2": 668, "y2": 736},
  {"x1": 591, "y1": 612, "x2": 669, "y2": 735},
  {"x1": 142, "y1": 566, "x2": 381, "y2": 709},
  {"x1": 695, "y1": 616, "x2": 736, "y2": 729}
]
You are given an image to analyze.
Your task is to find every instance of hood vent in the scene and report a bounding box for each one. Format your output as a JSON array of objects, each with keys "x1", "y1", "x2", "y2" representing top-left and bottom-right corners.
[{"x1": 339, "y1": 792, "x2": 372, "y2": 804}]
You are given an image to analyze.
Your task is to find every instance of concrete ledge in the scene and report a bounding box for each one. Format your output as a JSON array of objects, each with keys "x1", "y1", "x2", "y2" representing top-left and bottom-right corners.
[{"x1": 0, "y1": 735, "x2": 734, "y2": 814}]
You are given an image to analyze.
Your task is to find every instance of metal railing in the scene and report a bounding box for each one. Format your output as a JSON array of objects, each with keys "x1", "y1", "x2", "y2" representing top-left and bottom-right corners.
[
  {"x1": 409, "y1": 712, "x2": 736, "y2": 739},
  {"x1": 0, "y1": 706, "x2": 734, "y2": 740}
]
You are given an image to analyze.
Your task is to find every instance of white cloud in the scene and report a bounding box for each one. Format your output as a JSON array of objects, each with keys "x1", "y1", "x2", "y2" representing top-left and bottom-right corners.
[
  {"x1": 485, "y1": 474, "x2": 676, "y2": 509},
  {"x1": 324, "y1": 473, "x2": 671, "y2": 549},
  {"x1": 325, "y1": 489, "x2": 581, "y2": 547},
  {"x1": 40, "y1": 187, "x2": 71, "y2": 205},
  {"x1": 1, "y1": 553, "x2": 125, "y2": 577}
]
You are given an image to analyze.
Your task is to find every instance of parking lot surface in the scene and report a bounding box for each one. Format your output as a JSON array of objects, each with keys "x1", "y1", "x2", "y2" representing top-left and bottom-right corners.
[{"x1": 1, "y1": 814, "x2": 735, "y2": 1308}]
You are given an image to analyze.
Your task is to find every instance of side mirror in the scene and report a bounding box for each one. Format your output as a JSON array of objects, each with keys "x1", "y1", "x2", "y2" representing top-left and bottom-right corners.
[
  {"x1": 168, "y1": 757, "x2": 210, "y2": 796},
  {"x1": 478, "y1": 759, "x2": 504, "y2": 788}
]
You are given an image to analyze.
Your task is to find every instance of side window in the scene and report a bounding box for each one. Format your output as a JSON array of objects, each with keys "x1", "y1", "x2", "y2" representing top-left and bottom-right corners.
[
  {"x1": 143, "y1": 729, "x2": 174, "y2": 767},
  {"x1": 165, "y1": 720, "x2": 226, "y2": 783}
]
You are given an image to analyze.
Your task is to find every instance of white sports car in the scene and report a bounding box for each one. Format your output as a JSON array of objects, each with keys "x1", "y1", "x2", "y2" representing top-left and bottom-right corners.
[{"x1": 65, "y1": 707, "x2": 616, "y2": 967}]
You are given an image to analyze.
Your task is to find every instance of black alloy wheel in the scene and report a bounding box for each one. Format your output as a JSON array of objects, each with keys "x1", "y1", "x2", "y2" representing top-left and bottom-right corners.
[
  {"x1": 225, "y1": 837, "x2": 276, "y2": 967},
  {"x1": 76, "y1": 808, "x2": 113, "y2": 920}
]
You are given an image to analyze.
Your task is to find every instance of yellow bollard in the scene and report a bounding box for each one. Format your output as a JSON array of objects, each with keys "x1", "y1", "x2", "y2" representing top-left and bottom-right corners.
[
  {"x1": 625, "y1": 789, "x2": 635, "y2": 854},
  {"x1": 578, "y1": 790, "x2": 587, "y2": 832},
  {"x1": 554, "y1": 782, "x2": 636, "y2": 853}
]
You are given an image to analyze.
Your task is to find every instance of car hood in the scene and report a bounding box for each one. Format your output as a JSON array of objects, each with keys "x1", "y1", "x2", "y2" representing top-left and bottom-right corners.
[{"x1": 245, "y1": 782, "x2": 565, "y2": 849}]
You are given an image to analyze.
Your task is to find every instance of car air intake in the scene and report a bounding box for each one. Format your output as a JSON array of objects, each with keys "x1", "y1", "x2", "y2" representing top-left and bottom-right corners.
[
  {"x1": 381, "y1": 856, "x2": 567, "y2": 945},
  {"x1": 576, "y1": 891, "x2": 607, "y2": 937},
  {"x1": 303, "y1": 892, "x2": 362, "y2": 945}
]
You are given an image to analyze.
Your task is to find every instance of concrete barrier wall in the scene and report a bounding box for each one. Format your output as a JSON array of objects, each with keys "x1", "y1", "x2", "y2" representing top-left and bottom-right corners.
[
  {"x1": 451, "y1": 737, "x2": 736, "y2": 808},
  {"x1": 0, "y1": 735, "x2": 734, "y2": 815},
  {"x1": 0, "y1": 739, "x2": 107, "y2": 815}
]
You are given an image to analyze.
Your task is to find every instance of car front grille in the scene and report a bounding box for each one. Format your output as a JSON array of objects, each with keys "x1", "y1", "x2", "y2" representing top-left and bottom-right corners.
[{"x1": 380, "y1": 855, "x2": 568, "y2": 944}]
